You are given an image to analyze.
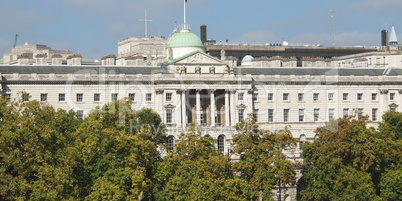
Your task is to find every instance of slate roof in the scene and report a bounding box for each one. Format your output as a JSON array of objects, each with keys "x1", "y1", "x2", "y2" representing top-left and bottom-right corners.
[
  {"x1": 1, "y1": 65, "x2": 402, "y2": 76},
  {"x1": 235, "y1": 67, "x2": 401, "y2": 76},
  {"x1": 0, "y1": 65, "x2": 164, "y2": 74}
]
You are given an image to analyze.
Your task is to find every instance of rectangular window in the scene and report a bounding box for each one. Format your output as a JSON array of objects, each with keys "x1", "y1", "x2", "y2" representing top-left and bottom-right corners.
[
  {"x1": 284, "y1": 109, "x2": 289, "y2": 122},
  {"x1": 358, "y1": 108, "x2": 363, "y2": 116},
  {"x1": 111, "y1": 93, "x2": 118, "y2": 101},
  {"x1": 357, "y1": 93, "x2": 363, "y2": 101},
  {"x1": 40, "y1": 93, "x2": 47, "y2": 102},
  {"x1": 76, "y1": 93, "x2": 83, "y2": 102},
  {"x1": 283, "y1": 93, "x2": 289, "y2": 101},
  {"x1": 372, "y1": 108, "x2": 378, "y2": 121},
  {"x1": 253, "y1": 110, "x2": 258, "y2": 122},
  {"x1": 329, "y1": 108, "x2": 334, "y2": 119},
  {"x1": 314, "y1": 109, "x2": 319, "y2": 122},
  {"x1": 59, "y1": 93, "x2": 65, "y2": 102},
  {"x1": 166, "y1": 93, "x2": 172, "y2": 101},
  {"x1": 146, "y1": 93, "x2": 152, "y2": 102},
  {"x1": 372, "y1": 93, "x2": 377, "y2": 101},
  {"x1": 328, "y1": 93, "x2": 334, "y2": 101},
  {"x1": 298, "y1": 93, "x2": 304, "y2": 101},
  {"x1": 343, "y1": 93, "x2": 348, "y2": 101},
  {"x1": 268, "y1": 109, "x2": 274, "y2": 123},
  {"x1": 77, "y1": 110, "x2": 84, "y2": 119},
  {"x1": 129, "y1": 93, "x2": 135, "y2": 101},
  {"x1": 343, "y1": 108, "x2": 349, "y2": 118},
  {"x1": 166, "y1": 109, "x2": 173, "y2": 124},
  {"x1": 23, "y1": 93, "x2": 30, "y2": 102},
  {"x1": 238, "y1": 93, "x2": 244, "y2": 101},
  {"x1": 313, "y1": 93, "x2": 319, "y2": 101},
  {"x1": 252, "y1": 94, "x2": 258, "y2": 101},
  {"x1": 238, "y1": 109, "x2": 245, "y2": 121},
  {"x1": 390, "y1": 93, "x2": 395, "y2": 100},
  {"x1": 299, "y1": 109, "x2": 304, "y2": 122},
  {"x1": 268, "y1": 93, "x2": 273, "y2": 101},
  {"x1": 94, "y1": 93, "x2": 100, "y2": 102},
  {"x1": 376, "y1": 58, "x2": 381, "y2": 64}
]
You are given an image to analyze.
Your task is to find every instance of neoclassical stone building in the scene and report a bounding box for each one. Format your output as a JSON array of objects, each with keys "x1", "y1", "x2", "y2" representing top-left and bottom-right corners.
[{"x1": 1, "y1": 26, "x2": 402, "y2": 200}]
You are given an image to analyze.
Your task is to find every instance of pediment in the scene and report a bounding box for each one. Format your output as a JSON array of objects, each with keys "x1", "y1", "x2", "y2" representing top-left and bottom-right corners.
[
  {"x1": 389, "y1": 103, "x2": 399, "y2": 108},
  {"x1": 169, "y1": 51, "x2": 227, "y2": 66},
  {"x1": 164, "y1": 104, "x2": 176, "y2": 109}
]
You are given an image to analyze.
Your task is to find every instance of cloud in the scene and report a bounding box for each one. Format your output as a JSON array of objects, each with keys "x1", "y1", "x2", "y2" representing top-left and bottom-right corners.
[
  {"x1": 234, "y1": 30, "x2": 380, "y2": 47},
  {"x1": 348, "y1": 0, "x2": 402, "y2": 13},
  {"x1": 234, "y1": 31, "x2": 282, "y2": 44}
]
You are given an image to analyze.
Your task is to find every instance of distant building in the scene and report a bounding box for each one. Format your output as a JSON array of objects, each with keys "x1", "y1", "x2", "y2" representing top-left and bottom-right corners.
[{"x1": 2, "y1": 44, "x2": 75, "y2": 65}]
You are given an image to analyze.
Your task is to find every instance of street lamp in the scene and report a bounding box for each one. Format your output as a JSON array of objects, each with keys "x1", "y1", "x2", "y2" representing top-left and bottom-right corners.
[{"x1": 276, "y1": 180, "x2": 281, "y2": 201}]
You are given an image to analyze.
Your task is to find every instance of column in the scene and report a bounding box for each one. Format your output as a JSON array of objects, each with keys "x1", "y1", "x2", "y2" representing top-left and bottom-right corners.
[
  {"x1": 246, "y1": 88, "x2": 253, "y2": 115},
  {"x1": 230, "y1": 90, "x2": 236, "y2": 126},
  {"x1": 379, "y1": 89, "x2": 388, "y2": 121},
  {"x1": 196, "y1": 89, "x2": 201, "y2": 125},
  {"x1": 225, "y1": 90, "x2": 230, "y2": 127},
  {"x1": 399, "y1": 90, "x2": 402, "y2": 113},
  {"x1": 175, "y1": 90, "x2": 182, "y2": 128},
  {"x1": 210, "y1": 89, "x2": 216, "y2": 127},
  {"x1": 181, "y1": 90, "x2": 187, "y2": 129},
  {"x1": 156, "y1": 89, "x2": 164, "y2": 123}
]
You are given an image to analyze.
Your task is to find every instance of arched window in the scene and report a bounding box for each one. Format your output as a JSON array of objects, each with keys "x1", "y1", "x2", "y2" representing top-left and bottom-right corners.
[
  {"x1": 218, "y1": 135, "x2": 225, "y2": 153},
  {"x1": 299, "y1": 134, "x2": 306, "y2": 150},
  {"x1": 167, "y1": 136, "x2": 174, "y2": 152}
]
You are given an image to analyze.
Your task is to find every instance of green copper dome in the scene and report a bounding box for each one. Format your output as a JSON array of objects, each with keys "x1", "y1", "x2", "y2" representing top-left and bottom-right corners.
[{"x1": 168, "y1": 30, "x2": 205, "y2": 48}]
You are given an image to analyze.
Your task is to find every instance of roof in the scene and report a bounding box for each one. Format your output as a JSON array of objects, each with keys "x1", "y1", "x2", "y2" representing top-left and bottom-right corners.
[
  {"x1": 1, "y1": 65, "x2": 402, "y2": 77},
  {"x1": 0, "y1": 65, "x2": 164, "y2": 74},
  {"x1": 167, "y1": 29, "x2": 205, "y2": 48},
  {"x1": 235, "y1": 67, "x2": 402, "y2": 76}
]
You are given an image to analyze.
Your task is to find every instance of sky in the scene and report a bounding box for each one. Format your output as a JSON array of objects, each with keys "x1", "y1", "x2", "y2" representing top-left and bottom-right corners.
[{"x1": 1, "y1": 0, "x2": 402, "y2": 60}]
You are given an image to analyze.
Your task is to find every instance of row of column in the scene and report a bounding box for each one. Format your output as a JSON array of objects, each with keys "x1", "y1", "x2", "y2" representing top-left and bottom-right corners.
[{"x1": 156, "y1": 89, "x2": 252, "y2": 128}]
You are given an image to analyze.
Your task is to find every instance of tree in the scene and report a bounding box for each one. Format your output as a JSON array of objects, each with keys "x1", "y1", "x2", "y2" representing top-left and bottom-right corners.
[
  {"x1": 72, "y1": 99, "x2": 162, "y2": 200},
  {"x1": 233, "y1": 115, "x2": 297, "y2": 200},
  {"x1": 133, "y1": 108, "x2": 167, "y2": 145},
  {"x1": 0, "y1": 93, "x2": 81, "y2": 200},
  {"x1": 155, "y1": 124, "x2": 248, "y2": 200},
  {"x1": 300, "y1": 113, "x2": 402, "y2": 200}
]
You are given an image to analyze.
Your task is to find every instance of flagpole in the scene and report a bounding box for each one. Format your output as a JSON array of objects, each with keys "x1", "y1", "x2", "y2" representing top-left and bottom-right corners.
[{"x1": 184, "y1": 0, "x2": 186, "y2": 26}]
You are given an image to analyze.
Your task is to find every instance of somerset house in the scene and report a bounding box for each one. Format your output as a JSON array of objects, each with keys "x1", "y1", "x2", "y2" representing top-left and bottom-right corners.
[{"x1": 1, "y1": 7, "x2": 402, "y2": 201}]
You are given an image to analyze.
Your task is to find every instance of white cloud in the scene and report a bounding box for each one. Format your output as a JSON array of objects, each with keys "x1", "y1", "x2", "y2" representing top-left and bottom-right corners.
[
  {"x1": 289, "y1": 32, "x2": 380, "y2": 47},
  {"x1": 234, "y1": 30, "x2": 380, "y2": 47}
]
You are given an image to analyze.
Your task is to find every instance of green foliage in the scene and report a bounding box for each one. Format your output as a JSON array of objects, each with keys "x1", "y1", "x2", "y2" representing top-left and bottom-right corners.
[
  {"x1": 133, "y1": 108, "x2": 167, "y2": 145},
  {"x1": 0, "y1": 96, "x2": 165, "y2": 200},
  {"x1": 73, "y1": 99, "x2": 161, "y2": 200},
  {"x1": 300, "y1": 113, "x2": 402, "y2": 200},
  {"x1": 233, "y1": 115, "x2": 297, "y2": 200},
  {"x1": 155, "y1": 124, "x2": 248, "y2": 200},
  {"x1": 0, "y1": 93, "x2": 81, "y2": 200}
]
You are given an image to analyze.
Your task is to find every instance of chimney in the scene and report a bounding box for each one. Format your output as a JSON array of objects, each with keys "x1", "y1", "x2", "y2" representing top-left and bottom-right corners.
[
  {"x1": 51, "y1": 54, "x2": 63, "y2": 65},
  {"x1": 67, "y1": 54, "x2": 82, "y2": 65},
  {"x1": 381, "y1": 30, "x2": 388, "y2": 47},
  {"x1": 101, "y1": 54, "x2": 116, "y2": 65},
  {"x1": 17, "y1": 54, "x2": 30, "y2": 65},
  {"x1": 35, "y1": 53, "x2": 47, "y2": 65},
  {"x1": 200, "y1": 25, "x2": 207, "y2": 44}
]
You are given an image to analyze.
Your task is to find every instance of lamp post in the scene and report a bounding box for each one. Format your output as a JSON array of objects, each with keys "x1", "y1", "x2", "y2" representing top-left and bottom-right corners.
[{"x1": 276, "y1": 180, "x2": 281, "y2": 201}]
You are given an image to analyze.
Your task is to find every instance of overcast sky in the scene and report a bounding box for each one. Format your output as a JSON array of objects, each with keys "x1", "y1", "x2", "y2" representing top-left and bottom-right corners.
[{"x1": 1, "y1": 0, "x2": 402, "y2": 60}]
